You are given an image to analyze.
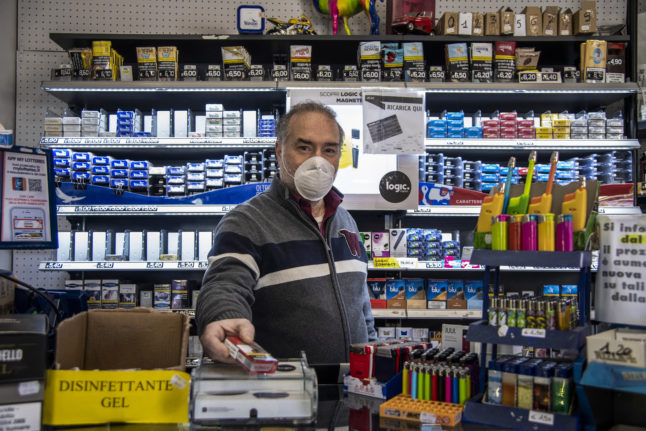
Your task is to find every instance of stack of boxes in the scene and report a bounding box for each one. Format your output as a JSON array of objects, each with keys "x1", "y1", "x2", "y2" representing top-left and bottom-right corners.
[
  {"x1": 244, "y1": 151, "x2": 263, "y2": 183},
  {"x1": 157, "y1": 46, "x2": 179, "y2": 81},
  {"x1": 91, "y1": 40, "x2": 123, "y2": 80},
  {"x1": 115, "y1": 109, "x2": 142, "y2": 137},
  {"x1": 44, "y1": 109, "x2": 63, "y2": 137},
  {"x1": 81, "y1": 109, "x2": 106, "y2": 137},
  {"x1": 54, "y1": 149, "x2": 280, "y2": 196},
  {"x1": 206, "y1": 104, "x2": 223, "y2": 138},
  {"x1": 62, "y1": 110, "x2": 81, "y2": 137},
  {"x1": 0, "y1": 314, "x2": 47, "y2": 426},
  {"x1": 418, "y1": 149, "x2": 632, "y2": 193},
  {"x1": 223, "y1": 110, "x2": 242, "y2": 138},
  {"x1": 205, "y1": 159, "x2": 224, "y2": 191},
  {"x1": 224, "y1": 155, "x2": 243, "y2": 187},
  {"x1": 257, "y1": 114, "x2": 276, "y2": 137},
  {"x1": 186, "y1": 162, "x2": 205, "y2": 195}
]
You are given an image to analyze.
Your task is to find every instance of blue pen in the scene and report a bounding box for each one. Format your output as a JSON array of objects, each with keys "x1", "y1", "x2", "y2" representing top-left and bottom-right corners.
[{"x1": 501, "y1": 156, "x2": 516, "y2": 214}]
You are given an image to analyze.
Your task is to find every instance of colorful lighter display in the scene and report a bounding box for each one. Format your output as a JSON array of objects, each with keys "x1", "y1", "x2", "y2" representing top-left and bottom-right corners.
[{"x1": 474, "y1": 151, "x2": 590, "y2": 251}]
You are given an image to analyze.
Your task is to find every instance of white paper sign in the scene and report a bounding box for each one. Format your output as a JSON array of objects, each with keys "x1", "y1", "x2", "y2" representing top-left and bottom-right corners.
[
  {"x1": 362, "y1": 90, "x2": 425, "y2": 155},
  {"x1": 514, "y1": 14, "x2": 526, "y2": 36},
  {"x1": 459, "y1": 13, "x2": 473, "y2": 35},
  {"x1": 529, "y1": 410, "x2": 554, "y2": 426},
  {"x1": 595, "y1": 215, "x2": 646, "y2": 326}
]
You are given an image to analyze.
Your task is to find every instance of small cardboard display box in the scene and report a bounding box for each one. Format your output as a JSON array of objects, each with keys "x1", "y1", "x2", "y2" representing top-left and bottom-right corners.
[{"x1": 43, "y1": 308, "x2": 191, "y2": 426}]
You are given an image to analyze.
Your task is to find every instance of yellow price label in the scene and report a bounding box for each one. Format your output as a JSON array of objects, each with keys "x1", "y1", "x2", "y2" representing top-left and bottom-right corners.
[{"x1": 373, "y1": 257, "x2": 399, "y2": 268}]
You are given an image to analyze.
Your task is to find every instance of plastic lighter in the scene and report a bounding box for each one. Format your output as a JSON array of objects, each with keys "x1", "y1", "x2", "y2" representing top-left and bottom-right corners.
[
  {"x1": 501, "y1": 156, "x2": 516, "y2": 214},
  {"x1": 528, "y1": 151, "x2": 558, "y2": 215},
  {"x1": 507, "y1": 151, "x2": 536, "y2": 215},
  {"x1": 561, "y1": 176, "x2": 587, "y2": 231}
]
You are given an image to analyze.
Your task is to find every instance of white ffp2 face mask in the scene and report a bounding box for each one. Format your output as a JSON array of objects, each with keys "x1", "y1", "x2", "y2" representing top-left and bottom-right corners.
[{"x1": 291, "y1": 156, "x2": 336, "y2": 201}]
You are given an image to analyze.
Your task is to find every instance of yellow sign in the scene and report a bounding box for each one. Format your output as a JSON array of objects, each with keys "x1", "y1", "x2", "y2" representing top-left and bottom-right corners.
[
  {"x1": 373, "y1": 257, "x2": 399, "y2": 268},
  {"x1": 43, "y1": 369, "x2": 190, "y2": 425}
]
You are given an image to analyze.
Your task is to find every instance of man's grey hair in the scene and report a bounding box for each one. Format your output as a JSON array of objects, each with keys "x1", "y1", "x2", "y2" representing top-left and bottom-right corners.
[{"x1": 276, "y1": 101, "x2": 345, "y2": 146}]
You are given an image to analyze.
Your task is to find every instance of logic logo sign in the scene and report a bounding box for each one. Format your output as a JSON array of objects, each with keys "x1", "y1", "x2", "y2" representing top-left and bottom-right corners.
[{"x1": 379, "y1": 171, "x2": 411, "y2": 203}]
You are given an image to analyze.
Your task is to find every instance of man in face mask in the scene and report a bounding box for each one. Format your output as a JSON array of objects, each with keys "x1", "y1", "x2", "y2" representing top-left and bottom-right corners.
[{"x1": 197, "y1": 101, "x2": 376, "y2": 365}]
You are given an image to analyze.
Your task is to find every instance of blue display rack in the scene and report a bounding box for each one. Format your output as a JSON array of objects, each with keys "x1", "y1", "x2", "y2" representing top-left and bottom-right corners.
[
  {"x1": 463, "y1": 394, "x2": 580, "y2": 431},
  {"x1": 466, "y1": 320, "x2": 591, "y2": 350},
  {"x1": 464, "y1": 250, "x2": 592, "y2": 430}
]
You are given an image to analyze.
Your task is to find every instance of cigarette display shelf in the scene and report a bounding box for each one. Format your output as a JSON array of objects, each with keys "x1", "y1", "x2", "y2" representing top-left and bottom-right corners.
[
  {"x1": 423, "y1": 138, "x2": 640, "y2": 152},
  {"x1": 40, "y1": 136, "x2": 276, "y2": 153},
  {"x1": 38, "y1": 260, "x2": 210, "y2": 271},
  {"x1": 41, "y1": 80, "x2": 639, "y2": 114},
  {"x1": 407, "y1": 205, "x2": 641, "y2": 217},
  {"x1": 371, "y1": 308, "x2": 480, "y2": 319}
]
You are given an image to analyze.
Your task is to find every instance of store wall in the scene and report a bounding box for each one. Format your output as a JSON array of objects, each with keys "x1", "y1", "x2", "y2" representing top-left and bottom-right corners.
[
  {"x1": 0, "y1": 0, "x2": 16, "y2": 131},
  {"x1": 0, "y1": 0, "x2": 17, "y2": 274},
  {"x1": 14, "y1": 0, "x2": 629, "y2": 288}
]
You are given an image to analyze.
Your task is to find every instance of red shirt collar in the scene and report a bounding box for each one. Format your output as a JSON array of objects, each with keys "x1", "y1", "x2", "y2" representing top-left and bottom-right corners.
[{"x1": 290, "y1": 188, "x2": 343, "y2": 235}]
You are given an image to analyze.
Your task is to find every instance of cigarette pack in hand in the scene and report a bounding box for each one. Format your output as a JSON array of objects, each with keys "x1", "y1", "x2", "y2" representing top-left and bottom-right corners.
[{"x1": 225, "y1": 336, "x2": 278, "y2": 373}]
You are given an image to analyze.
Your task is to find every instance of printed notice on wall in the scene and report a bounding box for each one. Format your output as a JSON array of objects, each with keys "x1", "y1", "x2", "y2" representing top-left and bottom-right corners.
[
  {"x1": 362, "y1": 89, "x2": 425, "y2": 154},
  {"x1": 595, "y1": 215, "x2": 646, "y2": 326},
  {"x1": 0, "y1": 147, "x2": 56, "y2": 249}
]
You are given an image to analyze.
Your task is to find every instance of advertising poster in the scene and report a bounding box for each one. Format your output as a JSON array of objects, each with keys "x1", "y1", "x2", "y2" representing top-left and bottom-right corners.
[
  {"x1": 362, "y1": 89, "x2": 425, "y2": 155},
  {"x1": 0, "y1": 147, "x2": 57, "y2": 249},
  {"x1": 595, "y1": 215, "x2": 646, "y2": 326},
  {"x1": 287, "y1": 89, "x2": 419, "y2": 210}
]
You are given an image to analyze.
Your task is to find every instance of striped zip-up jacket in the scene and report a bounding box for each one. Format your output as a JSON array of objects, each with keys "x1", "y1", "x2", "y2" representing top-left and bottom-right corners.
[{"x1": 196, "y1": 176, "x2": 376, "y2": 364}]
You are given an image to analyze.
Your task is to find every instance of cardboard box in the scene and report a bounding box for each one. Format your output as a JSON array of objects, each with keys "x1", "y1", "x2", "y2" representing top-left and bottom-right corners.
[
  {"x1": 405, "y1": 279, "x2": 426, "y2": 309},
  {"x1": 446, "y1": 280, "x2": 466, "y2": 309},
  {"x1": 559, "y1": 8, "x2": 573, "y2": 36},
  {"x1": 385, "y1": 279, "x2": 406, "y2": 309},
  {"x1": 360, "y1": 232, "x2": 372, "y2": 259},
  {"x1": 472, "y1": 12, "x2": 484, "y2": 36},
  {"x1": 581, "y1": 40, "x2": 607, "y2": 83},
  {"x1": 438, "y1": 12, "x2": 459, "y2": 35},
  {"x1": 465, "y1": 280, "x2": 484, "y2": 310},
  {"x1": 0, "y1": 315, "x2": 47, "y2": 383},
  {"x1": 499, "y1": 7, "x2": 514, "y2": 35},
  {"x1": 426, "y1": 280, "x2": 447, "y2": 309},
  {"x1": 43, "y1": 309, "x2": 190, "y2": 426},
  {"x1": 587, "y1": 328, "x2": 646, "y2": 368},
  {"x1": 389, "y1": 229, "x2": 407, "y2": 258},
  {"x1": 522, "y1": 6, "x2": 542, "y2": 36},
  {"x1": 368, "y1": 278, "x2": 387, "y2": 309},
  {"x1": 542, "y1": 6, "x2": 560, "y2": 36},
  {"x1": 372, "y1": 232, "x2": 390, "y2": 258},
  {"x1": 484, "y1": 12, "x2": 499, "y2": 35},
  {"x1": 574, "y1": 1, "x2": 596, "y2": 34}
]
